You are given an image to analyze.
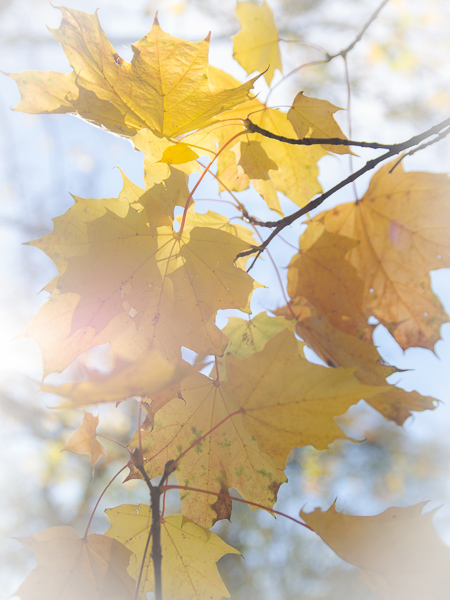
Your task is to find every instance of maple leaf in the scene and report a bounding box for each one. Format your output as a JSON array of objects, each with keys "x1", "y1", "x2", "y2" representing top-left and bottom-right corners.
[
  {"x1": 127, "y1": 326, "x2": 382, "y2": 528},
  {"x1": 9, "y1": 7, "x2": 257, "y2": 137},
  {"x1": 287, "y1": 92, "x2": 352, "y2": 154},
  {"x1": 292, "y1": 314, "x2": 436, "y2": 424},
  {"x1": 127, "y1": 370, "x2": 286, "y2": 528},
  {"x1": 105, "y1": 507, "x2": 239, "y2": 600},
  {"x1": 63, "y1": 411, "x2": 106, "y2": 464},
  {"x1": 42, "y1": 348, "x2": 190, "y2": 408},
  {"x1": 277, "y1": 222, "x2": 437, "y2": 423},
  {"x1": 16, "y1": 527, "x2": 135, "y2": 600},
  {"x1": 225, "y1": 328, "x2": 383, "y2": 468},
  {"x1": 302, "y1": 503, "x2": 450, "y2": 600},
  {"x1": 315, "y1": 161, "x2": 450, "y2": 350},
  {"x1": 29, "y1": 172, "x2": 144, "y2": 290},
  {"x1": 222, "y1": 312, "x2": 292, "y2": 360},
  {"x1": 233, "y1": 0, "x2": 282, "y2": 84}
]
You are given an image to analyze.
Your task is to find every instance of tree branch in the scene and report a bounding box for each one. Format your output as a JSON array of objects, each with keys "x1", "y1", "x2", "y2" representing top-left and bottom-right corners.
[
  {"x1": 244, "y1": 118, "x2": 394, "y2": 149},
  {"x1": 237, "y1": 116, "x2": 450, "y2": 267}
]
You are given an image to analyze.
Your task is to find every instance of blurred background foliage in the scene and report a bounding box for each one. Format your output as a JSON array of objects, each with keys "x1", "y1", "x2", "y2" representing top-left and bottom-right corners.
[{"x1": 1, "y1": 0, "x2": 449, "y2": 598}]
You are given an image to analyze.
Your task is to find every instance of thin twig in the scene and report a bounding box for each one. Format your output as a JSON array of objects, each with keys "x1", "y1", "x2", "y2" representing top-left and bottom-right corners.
[
  {"x1": 267, "y1": 0, "x2": 390, "y2": 100},
  {"x1": 162, "y1": 484, "x2": 313, "y2": 531}
]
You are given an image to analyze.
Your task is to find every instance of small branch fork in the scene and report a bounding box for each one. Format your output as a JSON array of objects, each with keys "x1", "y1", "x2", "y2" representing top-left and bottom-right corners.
[
  {"x1": 237, "y1": 115, "x2": 450, "y2": 268},
  {"x1": 131, "y1": 450, "x2": 177, "y2": 600},
  {"x1": 268, "y1": 0, "x2": 390, "y2": 101}
]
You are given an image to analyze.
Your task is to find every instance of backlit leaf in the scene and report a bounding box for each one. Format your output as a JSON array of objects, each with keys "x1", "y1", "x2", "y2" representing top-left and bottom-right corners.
[
  {"x1": 16, "y1": 527, "x2": 135, "y2": 600},
  {"x1": 10, "y1": 7, "x2": 257, "y2": 137},
  {"x1": 63, "y1": 411, "x2": 106, "y2": 464},
  {"x1": 127, "y1": 370, "x2": 285, "y2": 528},
  {"x1": 233, "y1": 0, "x2": 282, "y2": 84},
  {"x1": 287, "y1": 92, "x2": 352, "y2": 154},
  {"x1": 106, "y1": 508, "x2": 239, "y2": 600},
  {"x1": 316, "y1": 161, "x2": 450, "y2": 350},
  {"x1": 302, "y1": 503, "x2": 450, "y2": 600}
]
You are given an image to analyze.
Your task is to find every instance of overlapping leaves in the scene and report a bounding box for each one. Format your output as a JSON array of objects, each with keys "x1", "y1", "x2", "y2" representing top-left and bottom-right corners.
[
  {"x1": 9, "y1": 5, "x2": 450, "y2": 600},
  {"x1": 9, "y1": 8, "x2": 257, "y2": 137}
]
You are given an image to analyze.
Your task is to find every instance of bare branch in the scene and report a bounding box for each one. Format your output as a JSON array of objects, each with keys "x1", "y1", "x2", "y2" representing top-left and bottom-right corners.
[
  {"x1": 237, "y1": 116, "x2": 450, "y2": 268},
  {"x1": 244, "y1": 118, "x2": 395, "y2": 149}
]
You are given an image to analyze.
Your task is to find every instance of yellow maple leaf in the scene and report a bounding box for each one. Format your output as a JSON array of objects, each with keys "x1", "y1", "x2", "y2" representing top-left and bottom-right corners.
[
  {"x1": 301, "y1": 503, "x2": 450, "y2": 600},
  {"x1": 287, "y1": 91, "x2": 352, "y2": 155},
  {"x1": 127, "y1": 370, "x2": 285, "y2": 528},
  {"x1": 63, "y1": 411, "x2": 106, "y2": 464},
  {"x1": 222, "y1": 312, "x2": 292, "y2": 360},
  {"x1": 233, "y1": 0, "x2": 282, "y2": 84},
  {"x1": 9, "y1": 7, "x2": 257, "y2": 137},
  {"x1": 316, "y1": 161, "x2": 450, "y2": 350},
  {"x1": 279, "y1": 223, "x2": 437, "y2": 423},
  {"x1": 16, "y1": 527, "x2": 135, "y2": 600},
  {"x1": 42, "y1": 348, "x2": 190, "y2": 408},
  {"x1": 106, "y1": 507, "x2": 239, "y2": 600},
  {"x1": 294, "y1": 314, "x2": 436, "y2": 424},
  {"x1": 226, "y1": 328, "x2": 384, "y2": 468},
  {"x1": 286, "y1": 223, "x2": 366, "y2": 336},
  {"x1": 27, "y1": 184, "x2": 256, "y2": 379}
]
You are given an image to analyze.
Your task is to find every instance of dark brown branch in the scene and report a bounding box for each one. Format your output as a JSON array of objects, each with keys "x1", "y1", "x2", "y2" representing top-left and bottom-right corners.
[
  {"x1": 244, "y1": 118, "x2": 394, "y2": 149},
  {"x1": 131, "y1": 450, "x2": 164, "y2": 600},
  {"x1": 237, "y1": 116, "x2": 450, "y2": 268},
  {"x1": 150, "y1": 486, "x2": 162, "y2": 600}
]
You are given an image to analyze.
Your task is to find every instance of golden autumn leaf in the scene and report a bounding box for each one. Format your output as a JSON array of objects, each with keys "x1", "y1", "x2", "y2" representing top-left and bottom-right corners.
[
  {"x1": 287, "y1": 92, "x2": 352, "y2": 154},
  {"x1": 42, "y1": 348, "x2": 190, "y2": 408},
  {"x1": 302, "y1": 503, "x2": 450, "y2": 600},
  {"x1": 286, "y1": 223, "x2": 367, "y2": 337},
  {"x1": 222, "y1": 312, "x2": 292, "y2": 360},
  {"x1": 106, "y1": 508, "x2": 239, "y2": 600},
  {"x1": 233, "y1": 0, "x2": 282, "y2": 85},
  {"x1": 293, "y1": 314, "x2": 436, "y2": 424},
  {"x1": 16, "y1": 527, "x2": 135, "y2": 600},
  {"x1": 30, "y1": 188, "x2": 255, "y2": 374},
  {"x1": 63, "y1": 411, "x2": 106, "y2": 464},
  {"x1": 127, "y1": 327, "x2": 382, "y2": 527},
  {"x1": 9, "y1": 7, "x2": 257, "y2": 137},
  {"x1": 225, "y1": 328, "x2": 383, "y2": 468},
  {"x1": 127, "y1": 370, "x2": 286, "y2": 528},
  {"x1": 23, "y1": 292, "x2": 147, "y2": 376},
  {"x1": 278, "y1": 223, "x2": 437, "y2": 424},
  {"x1": 316, "y1": 161, "x2": 450, "y2": 350}
]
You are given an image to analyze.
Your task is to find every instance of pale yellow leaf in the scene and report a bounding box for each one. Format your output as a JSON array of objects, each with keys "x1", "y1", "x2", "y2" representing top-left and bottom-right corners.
[
  {"x1": 233, "y1": 0, "x2": 282, "y2": 84},
  {"x1": 106, "y1": 508, "x2": 239, "y2": 600}
]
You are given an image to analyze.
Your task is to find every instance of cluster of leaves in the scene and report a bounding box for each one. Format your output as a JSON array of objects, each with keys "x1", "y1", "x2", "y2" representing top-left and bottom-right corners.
[{"x1": 9, "y1": 2, "x2": 450, "y2": 599}]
